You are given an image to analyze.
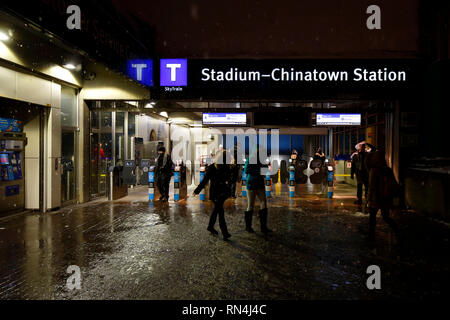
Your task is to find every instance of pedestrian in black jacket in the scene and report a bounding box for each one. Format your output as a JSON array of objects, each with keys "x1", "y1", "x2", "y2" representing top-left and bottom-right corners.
[
  {"x1": 351, "y1": 144, "x2": 369, "y2": 205},
  {"x1": 193, "y1": 150, "x2": 234, "y2": 240},
  {"x1": 155, "y1": 146, "x2": 173, "y2": 202}
]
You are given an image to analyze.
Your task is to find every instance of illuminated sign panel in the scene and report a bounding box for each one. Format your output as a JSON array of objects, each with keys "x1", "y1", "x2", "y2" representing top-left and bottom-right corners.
[
  {"x1": 316, "y1": 114, "x2": 361, "y2": 126},
  {"x1": 203, "y1": 113, "x2": 247, "y2": 125},
  {"x1": 151, "y1": 59, "x2": 421, "y2": 100},
  {"x1": 160, "y1": 59, "x2": 188, "y2": 87},
  {"x1": 127, "y1": 59, "x2": 154, "y2": 87}
]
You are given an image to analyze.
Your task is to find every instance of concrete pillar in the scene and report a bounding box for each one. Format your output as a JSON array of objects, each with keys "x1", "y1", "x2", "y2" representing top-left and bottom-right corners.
[{"x1": 46, "y1": 82, "x2": 62, "y2": 210}]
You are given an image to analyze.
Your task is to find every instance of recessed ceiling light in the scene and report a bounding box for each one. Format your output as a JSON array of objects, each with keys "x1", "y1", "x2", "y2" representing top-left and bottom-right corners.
[
  {"x1": 63, "y1": 64, "x2": 76, "y2": 70},
  {"x1": 0, "y1": 32, "x2": 10, "y2": 41}
]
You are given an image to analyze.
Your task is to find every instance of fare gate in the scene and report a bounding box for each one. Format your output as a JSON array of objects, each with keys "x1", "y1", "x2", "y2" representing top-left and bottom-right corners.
[{"x1": 174, "y1": 161, "x2": 187, "y2": 202}]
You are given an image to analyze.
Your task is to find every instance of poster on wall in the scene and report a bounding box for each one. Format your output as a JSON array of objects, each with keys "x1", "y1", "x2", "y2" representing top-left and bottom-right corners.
[{"x1": 0, "y1": 118, "x2": 23, "y2": 133}]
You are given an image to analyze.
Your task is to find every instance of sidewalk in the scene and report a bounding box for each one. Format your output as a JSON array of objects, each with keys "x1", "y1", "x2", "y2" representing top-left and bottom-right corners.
[{"x1": 0, "y1": 190, "x2": 448, "y2": 300}]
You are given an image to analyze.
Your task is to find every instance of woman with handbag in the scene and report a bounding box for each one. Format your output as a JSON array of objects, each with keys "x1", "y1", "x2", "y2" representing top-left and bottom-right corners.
[{"x1": 193, "y1": 150, "x2": 233, "y2": 240}]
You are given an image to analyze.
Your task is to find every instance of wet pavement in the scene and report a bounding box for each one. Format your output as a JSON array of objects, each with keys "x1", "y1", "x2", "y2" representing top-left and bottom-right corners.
[{"x1": 0, "y1": 185, "x2": 449, "y2": 300}]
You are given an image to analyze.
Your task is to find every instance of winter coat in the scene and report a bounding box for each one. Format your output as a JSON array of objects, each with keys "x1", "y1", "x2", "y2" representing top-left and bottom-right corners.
[
  {"x1": 244, "y1": 160, "x2": 266, "y2": 191},
  {"x1": 194, "y1": 164, "x2": 233, "y2": 201},
  {"x1": 366, "y1": 151, "x2": 396, "y2": 209},
  {"x1": 155, "y1": 154, "x2": 173, "y2": 180},
  {"x1": 351, "y1": 151, "x2": 369, "y2": 183}
]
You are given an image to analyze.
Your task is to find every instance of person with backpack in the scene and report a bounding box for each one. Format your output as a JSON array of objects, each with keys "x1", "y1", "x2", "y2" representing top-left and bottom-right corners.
[
  {"x1": 366, "y1": 148, "x2": 400, "y2": 241},
  {"x1": 193, "y1": 150, "x2": 234, "y2": 240},
  {"x1": 155, "y1": 146, "x2": 173, "y2": 202}
]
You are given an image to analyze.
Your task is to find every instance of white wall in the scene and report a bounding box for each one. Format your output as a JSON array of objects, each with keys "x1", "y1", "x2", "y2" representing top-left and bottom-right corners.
[
  {"x1": 136, "y1": 114, "x2": 169, "y2": 146},
  {"x1": 0, "y1": 65, "x2": 63, "y2": 211},
  {"x1": 24, "y1": 116, "x2": 40, "y2": 210},
  {"x1": 47, "y1": 83, "x2": 62, "y2": 210}
]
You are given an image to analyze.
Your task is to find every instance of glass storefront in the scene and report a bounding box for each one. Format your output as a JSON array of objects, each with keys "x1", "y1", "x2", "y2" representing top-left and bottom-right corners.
[
  {"x1": 90, "y1": 110, "x2": 113, "y2": 199},
  {"x1": 61, "y1": 86, "x2": 78, "y2": 205},
  {"x1": 89, "y1": 105, "x2": 138, "y2": 200}
]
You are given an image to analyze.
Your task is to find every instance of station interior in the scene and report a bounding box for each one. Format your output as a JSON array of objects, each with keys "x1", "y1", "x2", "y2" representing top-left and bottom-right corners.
[{"x1": 76, "y1": 99, "x2": 394, "y2": 204}]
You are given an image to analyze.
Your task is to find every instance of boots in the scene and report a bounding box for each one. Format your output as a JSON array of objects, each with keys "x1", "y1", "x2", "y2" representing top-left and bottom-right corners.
[
  {"x1": 244, "y1": 211, "x2": 255, "y2": 233},
  {"x1": 259, "y1": 208, "x2": 273, "y2": 234}
]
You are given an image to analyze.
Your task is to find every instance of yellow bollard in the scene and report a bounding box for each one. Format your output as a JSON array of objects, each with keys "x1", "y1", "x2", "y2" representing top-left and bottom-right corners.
[{"x1": 275, "y1": 170, "x2": 282, "y2": 196}]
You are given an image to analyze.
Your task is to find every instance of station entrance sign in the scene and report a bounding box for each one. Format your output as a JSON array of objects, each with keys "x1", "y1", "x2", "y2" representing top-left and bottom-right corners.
[{"x1": 146, "y1": 59, "x2": 422, "y2": 100}]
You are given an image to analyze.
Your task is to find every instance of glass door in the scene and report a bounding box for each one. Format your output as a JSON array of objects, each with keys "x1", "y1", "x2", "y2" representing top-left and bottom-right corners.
[
  {"x1": 61, "y1": 131, "x2": 76, "y2": 204},
  {"x1": 90, "y1": 110, "x2": 113, "y2": 199},
  {"x1": 61, "y1": 86, "x2": 78, "y2": 206}
]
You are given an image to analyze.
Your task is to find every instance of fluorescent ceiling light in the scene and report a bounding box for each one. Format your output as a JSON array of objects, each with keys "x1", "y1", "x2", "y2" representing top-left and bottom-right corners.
[
  {"x1": 63, "y1": 64, "x2": 76, "y2": 70},
  {"x1": 0, "y1": 32, "x2": 10, "y2": 41},
  {"x1": 144, "y1": 104, "x2": 153, "y2": 109},
  {"x1": 170, "y1": 118, "x2": 191, "y2": 124},
  {"x1": 160, "y1": 112, "x2": 168, "y2": 118}
]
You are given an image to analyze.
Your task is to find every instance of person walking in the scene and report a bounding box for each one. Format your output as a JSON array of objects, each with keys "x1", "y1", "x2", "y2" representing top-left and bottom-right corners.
[
  {"x1": 155, "y1": 146, "x2": 173, "y2": 202},
  {"x1": 193, "y1": 150, "x2": 233, "y2": 240},
  {"x1": 351, "y1": 143, "x2": 369, "y2": 206},
  {"x1": 366, "y1": 148, "x2": 400, "y2": 241},
  {"x1": 244, "y1": 145, "x2": 272, "y2": 234}
]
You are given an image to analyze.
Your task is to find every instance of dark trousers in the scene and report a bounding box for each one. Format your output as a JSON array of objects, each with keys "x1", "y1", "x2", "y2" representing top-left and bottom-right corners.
[
  {"x1": 157, "y1": 176, "x2": 170, "y2": 199},
  {"x1": 209, "y1": 198, "x2": 229, "y2": 235},
  {"x1": 230, "y1": 182, "x2": 237, "y2": 197},
  {"x1": 369, "y1": 208, "x2": 399, "y2": 239},
  {"x1": 357, "y1": 181, "x2": 368, "y2": 202}
]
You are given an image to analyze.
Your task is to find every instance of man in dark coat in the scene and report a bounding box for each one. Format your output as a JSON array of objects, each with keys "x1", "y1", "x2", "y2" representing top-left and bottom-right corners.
[
  {"x1": 155, "y1": 146, "x2": 173, "y2": 202},
  {"x1": 366, "y1": 149, "x2": 399, "y2": 241},
  {"x1": 351, "y1": 144, "x2": 369, "y2": 205},
  {"x1": 193, "y1": 150, "x2": 233, "y2": 240}
]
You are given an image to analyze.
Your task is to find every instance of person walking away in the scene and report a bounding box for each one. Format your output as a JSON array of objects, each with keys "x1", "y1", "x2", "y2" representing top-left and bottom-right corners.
[
  {"x1": 155, "y1": 146, "x2": 173, "y2": 202},
  {"x1": 351, "y1": 143, "x2": 370, "y2": 206},
  {"x1": 193, "y1": 150, "x2": 233, "y2": 240},
  {"x1": 244, "y1": 145, "x2": 272, "y2": 234},
  {"x1": 366, "y1": 148, "x2": 400, "y2": 241}
]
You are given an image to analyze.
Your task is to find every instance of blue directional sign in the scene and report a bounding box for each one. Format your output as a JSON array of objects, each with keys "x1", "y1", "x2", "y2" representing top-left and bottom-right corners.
[{"x1": 127, "y1": 59, "x2": 154, "y2": 87}]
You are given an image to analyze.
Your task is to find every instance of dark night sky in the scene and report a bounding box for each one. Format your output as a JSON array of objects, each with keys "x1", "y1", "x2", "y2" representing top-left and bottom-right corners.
[{"x1": 112, "y1": 0, "x2": 419, "y2": 58}]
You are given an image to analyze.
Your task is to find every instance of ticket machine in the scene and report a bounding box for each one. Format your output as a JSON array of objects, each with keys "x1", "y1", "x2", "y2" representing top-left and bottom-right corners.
[
  {"x1": 0, "y1": 132, "x2": 27, "y2": 215},
  {"x1": 139, "y1": 160, "x2": 151, "y2": 186},
  {"x1": 309, "y1": 159, "x2": 327, "y2": 185},
  {"x1": 123, "y1": 160, "x2": 137, "y2": 186}
]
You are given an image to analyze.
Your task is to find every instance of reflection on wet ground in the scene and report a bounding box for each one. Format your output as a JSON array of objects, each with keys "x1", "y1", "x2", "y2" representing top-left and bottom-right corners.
[{"x1": 0, "y1": 187, "x2": 449, "y2": 300}]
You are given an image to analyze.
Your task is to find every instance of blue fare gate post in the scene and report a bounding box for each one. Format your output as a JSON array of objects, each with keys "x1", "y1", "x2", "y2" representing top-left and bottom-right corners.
[
  {"x1": 199, "y1": 167, "x2": 206, "y2": 201},
  {"x1": 265, "y1": 169, "x2": 272, "y2": 198},
  {"x1": 148, "y1": 166, "x2": 156, "y2": 202},
  {"x1": 241, "y1": 167, "x2": 247, "y2": 197},
  {"x1": 174, "y1": 165, "x2": 181, "y2": 202},
  {"x1": 289, "y1": 165, "x2": 296, "y2": 198},
  {"x1": 327, "y1": 166, "x2": 334, "y2": 199}
]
